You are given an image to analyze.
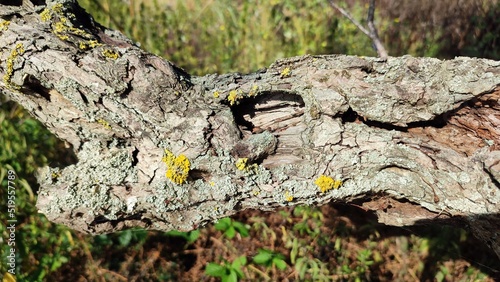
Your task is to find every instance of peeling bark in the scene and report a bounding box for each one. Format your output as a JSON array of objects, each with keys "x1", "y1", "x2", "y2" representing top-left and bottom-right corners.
[{"x1": 1, "y1": 1, "x2": 500, "y2": 257}]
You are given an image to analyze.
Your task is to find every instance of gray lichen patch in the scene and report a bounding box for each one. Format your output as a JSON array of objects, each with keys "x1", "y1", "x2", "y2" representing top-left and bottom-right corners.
[
  {"x1": 231, "y1": 131, "x2": 278, "y2": 161},
  {"x1": 310, "y1": 116, "x2": 343, "y2": 148}
]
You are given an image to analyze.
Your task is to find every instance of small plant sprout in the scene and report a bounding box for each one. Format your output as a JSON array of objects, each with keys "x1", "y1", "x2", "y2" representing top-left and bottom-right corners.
[
  {"x1": 162, "y1": 149, "x2": 191, "y2": 184},
  {"x1": 314, "y1": 175, "x2": 343, "y2": 193},
  {"x1": 252, "y1": 248, "x2": 287, "y2": 270},
  {"x1": 215, "y1": 217, "x2": 250, "y2": 239},
  {"x1": 280, "y1": 67, "x2": 291, "y2": 78},
  {"x1": 205, "y1": 256, "x2": 247, "y2": 282}
]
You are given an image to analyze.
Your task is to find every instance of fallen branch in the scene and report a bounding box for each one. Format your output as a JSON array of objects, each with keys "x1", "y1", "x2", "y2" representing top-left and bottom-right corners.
[{"x1": 1, "y1": 0, "x2": 499, "y2": 258}]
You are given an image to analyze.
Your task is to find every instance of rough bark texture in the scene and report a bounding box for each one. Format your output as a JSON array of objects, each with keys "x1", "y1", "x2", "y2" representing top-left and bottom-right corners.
[{"x1": 1, "y1": 1, "x2": 500, "y2": 257}]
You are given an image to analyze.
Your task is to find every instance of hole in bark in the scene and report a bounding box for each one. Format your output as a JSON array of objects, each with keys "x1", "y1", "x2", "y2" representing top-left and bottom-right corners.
[
  {"x1": 341, "y1": 106, "x2": 448, "y2": 132},
  {"x1": 21, "y1": 75, "x2": 52, "y2": 102},
  {"x1": 484, "y1": 168, "x2": 500, "y2": 190},
  {"x1": 230, "y1": 91, "x2": 305, "y2": 136},
  {"x1": 78, "y1": 89, "x2": 88, "y2": 105},
  {"x1": 131, "y1": 148, "x2": 139, "y2": 166},
  {"x1": 30, "y1": 0, "x2": 45, "y2": 5},
  {"x1": 360, "y1": 64, "x2": 374, "y2": 74},
  {"x1": 0, "y1": 0, "x2": 22, "y2": 6},
  {"x1": 341, "y1": 107, "x2": 359, "y2": 123},
  {"x1": 190, "y1": 169, "x2": 211, "y2": 181},
  {"x1": 91, "y1": 215, "x2": 109, "y2": 225}
]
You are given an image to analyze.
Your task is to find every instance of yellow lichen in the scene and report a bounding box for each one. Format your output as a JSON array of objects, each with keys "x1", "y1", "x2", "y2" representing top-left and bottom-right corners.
[
  {"x1": 51, "y1": 171, "x2": 61, "y2": 180},
  {"x1": 235, "y1": 157, "x2": 258, "y2": 173},
  {"x1": 280, "y1": 67, "x2": 291, "y2": 78},
  {"x1": 51, "y1": 3, "x2": 64, "y2": 13},
  {"x1": 236, "y1": 158, "x2": 249, "y2": 171},
  {"x1": 314, "y1": 175, "x2": 342, "y2": 193},
  {"x1": 248, "y1": 85, "x2": 259, "y2": 96},
  {"x1": 3, "y1": 43, "x2": 25, "y2": 89},
  {"x1": 0, "y1": 20, "x2": 10, "y2": 31},
  {"x1": 42, "y1": 4, "x2": 102, "y2": 49},
  {"x1": 162, "y1": 149, "x2": 190, "y2": 184},
  {"x1": 97, "y1": 118, "x2": 112, "y2": 129},
  {"x1": 213, "y1": 91, "x2": 220, "y2": 98},
  {"x1": 79, "y1": 40, "x2": 102, "y2": 50},
  {"x1": 102, "y1": 48, "x2": 120, "y2": 59},
  {"x1": 284, "y1": 191, "x2": 294, "y2": 202},
  {"x1": 40, "y1": 8, "x2": 51, "y2": 21},
  {"x1": 227, "y1": 90, "x2": 243, "y2": 106}
]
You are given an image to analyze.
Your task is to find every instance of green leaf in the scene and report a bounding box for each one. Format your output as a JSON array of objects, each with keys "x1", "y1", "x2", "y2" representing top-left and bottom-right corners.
[
  {"x1": 166, "y1": 230, "x2": 200, "y2": 244},
  {"x1": 231, "y1": 256, "x2": 247, "y2": 278},
  {"x1": 165, "y1": 230, "x2": 186, "y2": 238},
  {"x1": 50, "y1": 255, "x2": 68, "y2": 271},
  {"x1": 222, "y1": 269, "x2": 238, "y2": 282},
  {"x1": 232, "y1": 221, "x2": 249, "y2": 237},
  {"x1": 231, "y1": 255, "x2": 247, "y2": 269},
  {"x1": 205, "y1": 263, "x2": 226, "y2": 277},
  {"x1": 215, "y1": 217, "x2": 231, "y2": 231},
  {"x1": 187, "y1": 230, "x2": 200, "y2": 244},
  {"x1": 273, "y1": 258, "x2": 287, "y2": 270},
  {"x1": 253, "y1": 250, "x2": 273, "y2": 265},
  {"x1": 290, "y1": 238, "x2": 298, "y2": 264},
  {"x1": 225, "y1": 226, "x2": 236, "y2": 239},
  {"x1": 118, "y1": 230, "x2": 132, "y2": 247},
  {"x1": 295, "y1": 258, "x2": 307, "y2": 279}
]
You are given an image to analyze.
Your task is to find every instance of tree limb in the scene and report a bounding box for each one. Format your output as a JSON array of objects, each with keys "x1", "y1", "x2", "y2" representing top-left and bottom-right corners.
[
  {"x1": 1, "y1": 0, "x2": 500, "y2": 258},
  {"x1": 329, "y1": 0, "x2": 388, "y2": 60}
]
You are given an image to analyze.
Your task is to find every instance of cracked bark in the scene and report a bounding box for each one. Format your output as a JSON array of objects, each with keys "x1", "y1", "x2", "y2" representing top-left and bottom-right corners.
[{"x1": 1, "y1": 0, "x2": 500, "y2": 257}]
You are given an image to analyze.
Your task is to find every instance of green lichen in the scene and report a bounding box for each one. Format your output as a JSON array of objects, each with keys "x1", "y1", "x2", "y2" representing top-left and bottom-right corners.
[{"x1": 3, "y1": 43, "x2": 25, "y2": 89}]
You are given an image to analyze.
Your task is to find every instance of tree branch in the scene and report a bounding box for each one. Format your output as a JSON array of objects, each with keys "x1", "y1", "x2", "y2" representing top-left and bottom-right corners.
[
  {"x1": 1, "y1": 0, "x2": 500, "y2": 258},
  {"x1": 329, "y1": 0, "x2": 388, "y2": 60}
]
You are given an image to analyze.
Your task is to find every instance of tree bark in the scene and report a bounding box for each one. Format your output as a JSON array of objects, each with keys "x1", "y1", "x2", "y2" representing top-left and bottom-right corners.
[{"x1": 1, "y1": 1, "x2": 500, "y2": 257}]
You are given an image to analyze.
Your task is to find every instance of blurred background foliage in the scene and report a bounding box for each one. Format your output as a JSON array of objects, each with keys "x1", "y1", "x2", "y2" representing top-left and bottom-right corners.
[{"x1": 1, "y1": 0, "x2": 499, "y2": 281}]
